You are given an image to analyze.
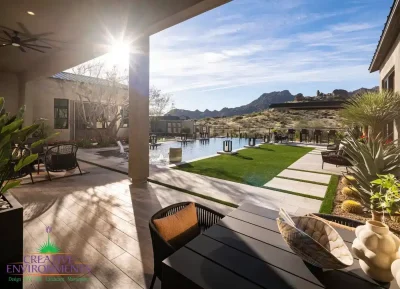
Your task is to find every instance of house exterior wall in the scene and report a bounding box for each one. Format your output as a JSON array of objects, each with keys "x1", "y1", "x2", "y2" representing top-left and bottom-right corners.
[
  {"x1": 0, "y1": 72, "x2": 19, "y2": 114},
  {"x1": 379, "y1": 31, "x2": 400, "y2": 140},
  {"x1": 25, "y1": 77, "x2": 128, "y2": 142}
]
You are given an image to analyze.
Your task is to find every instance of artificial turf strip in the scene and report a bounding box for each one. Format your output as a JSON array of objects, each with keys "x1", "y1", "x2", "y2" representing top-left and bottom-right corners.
[
  {"x1": 319, "y1": 175, "x2": 340, "y2": 214},
  {"x1": 175, "y1": 144, "x2": 313, "y2": 187}
]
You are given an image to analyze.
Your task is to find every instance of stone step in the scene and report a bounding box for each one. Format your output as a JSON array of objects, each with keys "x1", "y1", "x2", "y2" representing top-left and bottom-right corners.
[
  {"x1": 278, "y1": 169, "x2": 331, "y2": 184},
  {"x1": 264, "y1": 177, "x2": 327, "y2": 198}
]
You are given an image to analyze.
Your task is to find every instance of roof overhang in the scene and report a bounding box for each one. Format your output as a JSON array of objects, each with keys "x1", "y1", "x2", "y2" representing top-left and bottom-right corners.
[
  {"x1": 269, "y1": 101, "x2": 345, "y2": 110},
  {"x1": 369, "y1": 0, "x2": 400, "y2": 72},
  {"x1": 0, "y1": 0, "x2": 230, "y2": 82}
]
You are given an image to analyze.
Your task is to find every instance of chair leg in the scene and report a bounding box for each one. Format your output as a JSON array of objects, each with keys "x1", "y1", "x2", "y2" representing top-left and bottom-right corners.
[
  {"x1": 37, "y1": 160, "x2": 40, "y2": 175},
  {"x1": 76, "y1": 162, "x2": 82, "y2": 175},
  {"x1": 29, "y1": 172, "x2": 34, "y2": 184},
  {"x1": 322, "y1": 162, "x2": 324, "y2": 169},
  {"x1": 47, "y1": 170, "x2": 52, "y2": 181},
  {"x1": 149, "y1": 274, "x2": 156, "y2": 289}
]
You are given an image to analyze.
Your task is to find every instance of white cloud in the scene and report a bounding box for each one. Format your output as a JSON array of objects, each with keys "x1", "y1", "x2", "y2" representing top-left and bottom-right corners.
[
  {"x1": 149, "y1": 0, "x2": 382, "y2": 102},
  {"x1": 331, "y1": 23, "x2": 378, "y2": 32}
]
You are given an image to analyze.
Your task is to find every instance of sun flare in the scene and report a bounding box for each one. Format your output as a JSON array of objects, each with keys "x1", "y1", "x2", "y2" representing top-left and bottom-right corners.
[{"x1": 108, "y1": 40, "x2": 131, "y2": 67}]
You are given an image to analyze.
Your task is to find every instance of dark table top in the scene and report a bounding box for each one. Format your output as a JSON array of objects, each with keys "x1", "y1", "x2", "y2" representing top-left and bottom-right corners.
[{"x1": 162, "y1": 203, "x2": 399, "y2": 289}]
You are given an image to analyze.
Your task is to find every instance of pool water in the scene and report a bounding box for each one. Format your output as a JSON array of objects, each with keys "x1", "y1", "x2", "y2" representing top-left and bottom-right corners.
[{"x1": 149, "y1": 137, "x2": 263, "y2": 166}]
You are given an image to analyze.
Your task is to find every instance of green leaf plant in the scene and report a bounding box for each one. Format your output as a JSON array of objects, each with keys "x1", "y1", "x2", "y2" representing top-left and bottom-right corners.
[
  {"x1": 370, "y1": 174, "x2": 400, "y2": 220},
  {"x1": 342, "y1": 130, "x2": 400, "y2": 221},
  {"x1": 0, "y1": 97, "x2": 58, "y2": 198}
]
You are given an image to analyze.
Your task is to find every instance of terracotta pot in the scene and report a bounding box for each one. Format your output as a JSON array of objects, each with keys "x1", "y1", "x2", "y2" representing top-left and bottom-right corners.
[{"x1": 352, "y1": 220, "x2": 400, "y2": 282}]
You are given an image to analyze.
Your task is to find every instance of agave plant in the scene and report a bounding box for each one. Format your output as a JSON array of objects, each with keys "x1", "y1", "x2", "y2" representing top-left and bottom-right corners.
[
  {"x1": 342, "y1": 131, "x2": 400, "y2": 220},
  {"x1": 339, "y1": 90, "x2": 400, "y2": 140},
  {"x1": 0, "y1": 97, "x2": 56, "y2": 197}
]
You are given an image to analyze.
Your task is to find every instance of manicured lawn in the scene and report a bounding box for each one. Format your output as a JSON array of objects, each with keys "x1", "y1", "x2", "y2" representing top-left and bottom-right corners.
[{"x1": 175, "y1": 144, "x2": 313, "y2": 187}]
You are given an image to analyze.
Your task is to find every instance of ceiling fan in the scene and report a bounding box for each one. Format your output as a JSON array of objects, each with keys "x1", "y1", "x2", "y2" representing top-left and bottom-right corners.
[{"x1": 0, "y1": 30, "x2": 52, "y2": 53}]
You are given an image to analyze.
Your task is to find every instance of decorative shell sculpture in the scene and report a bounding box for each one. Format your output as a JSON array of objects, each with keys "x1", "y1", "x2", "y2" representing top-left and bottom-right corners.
[{"x1": 277, "y1": 209, "x2": 353, "y2": 269}]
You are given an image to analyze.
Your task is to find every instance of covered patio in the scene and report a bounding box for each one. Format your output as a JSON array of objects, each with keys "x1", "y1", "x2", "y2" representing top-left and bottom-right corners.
[
  {"x1": 0, "y1": 0, "x2": 230, "y2": 185},
  {"x1": 0, "y1": 1, "x2": 231, "y2": 288}
]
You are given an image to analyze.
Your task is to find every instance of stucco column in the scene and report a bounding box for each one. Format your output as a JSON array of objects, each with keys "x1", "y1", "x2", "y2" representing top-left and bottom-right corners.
[
  {"x1": 128, "y1": 36, "x2": 150, "y2": 185},
  {"x1": 17, "y1": 77, "x2": 33, "y2": 125}
]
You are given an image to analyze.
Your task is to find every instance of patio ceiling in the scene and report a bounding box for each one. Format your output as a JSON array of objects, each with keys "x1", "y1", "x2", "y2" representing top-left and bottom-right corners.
[{"x1": 0, "y1": 0, "x2": 230, "y2": 82}]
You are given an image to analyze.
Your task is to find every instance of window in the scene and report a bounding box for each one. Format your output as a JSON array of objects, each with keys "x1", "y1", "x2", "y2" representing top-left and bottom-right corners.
[
  {"x1": 382, "y1": 69, "x2": 395, "y2": 91},
  {"x1": 54, "y1": 99, "x2": 69, "y2": 129}
]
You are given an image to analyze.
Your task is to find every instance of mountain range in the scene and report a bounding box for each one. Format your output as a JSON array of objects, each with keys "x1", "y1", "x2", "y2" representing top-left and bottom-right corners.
[{"x1": 167, "y1": 87, "x2": 378, "y2": 119}]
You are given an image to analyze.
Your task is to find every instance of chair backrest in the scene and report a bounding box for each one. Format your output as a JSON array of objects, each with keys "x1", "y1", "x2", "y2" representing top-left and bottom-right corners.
[
  {"x1": 149, "y1": 202, "x2": 224, "y2": 280},
  {"x1": 7, "y1": 146, "x2": 32, "y2": 180},
  {"x1": 26, "y1": 137, "x2": 45, "y2": 154},
  {"x1": 45, "y1": 144, "x2": 78, "y2": 172}
]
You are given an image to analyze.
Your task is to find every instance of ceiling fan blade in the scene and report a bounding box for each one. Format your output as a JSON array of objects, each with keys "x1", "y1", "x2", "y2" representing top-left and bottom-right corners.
[
  {"x1": 33, "y1": 32, "x2": 54, "y2": 38},
  {"x1": 17, "y1": 22, "x2": 31, "y2": 35},
  {"x1": 3, "y1": 30, "x2": 12, "y2": 39},
  {"x1": 23, "y1": 43, "x2": 52, "y2": 49},
  {"x1": 0, "y1": 36, "x2": 9, "y2": 41},
  {"x1": 19, "y1": 46, "x2": 26, "y2": 52},
  {"x1": 21, "y1": 38, "x2": 38, "y2": 43},
  {"x1": 24, "y1": 45, "x2": 45, "y2": 53}
]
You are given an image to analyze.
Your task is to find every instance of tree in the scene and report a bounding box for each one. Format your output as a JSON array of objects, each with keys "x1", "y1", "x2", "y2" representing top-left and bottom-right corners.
[
  {"x1": 316, "y1": 90, "x2": 320, "y2": 96},
  {"x1": 149, "y1": 87, "x2": 174, "y2": 132},
  {"x1": 339, "y1": 90, "x2": 400, "y2": 140},
  {"x1": 70, "y1": 62, "x2": 128, "y2": 143}
]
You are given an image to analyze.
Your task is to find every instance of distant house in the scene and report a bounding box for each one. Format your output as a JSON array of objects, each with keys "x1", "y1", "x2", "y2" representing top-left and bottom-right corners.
[
  {"x1": 369, "y1": 0, "x2": 400, "y2": 139},
  {"x1": 23, "y1": 72, "x2": 194, "y2": 141},
  {"x1": 150, "y1": 115, "x2": 195, "y2": 135}
]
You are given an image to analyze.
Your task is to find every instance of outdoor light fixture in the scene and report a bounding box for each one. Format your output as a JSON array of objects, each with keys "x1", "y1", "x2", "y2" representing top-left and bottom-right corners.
[
  {"x1": 223, "y1": 140, "x2": 233, "y2": 152},
  {"x1": 248, "y1": 138, "x2": 256, "y2": 147},
  {"x1": 27, "y1": 11, "x2": 35, "y2": 15},
  {"x1": 11, "y1": 42, "x2": 20, "y2": 47}
]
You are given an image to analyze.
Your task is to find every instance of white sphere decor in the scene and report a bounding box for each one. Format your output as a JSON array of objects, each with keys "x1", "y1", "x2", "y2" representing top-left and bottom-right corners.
[{"x1": 352, "y1": 220, "x2": 400, "y2": 282}]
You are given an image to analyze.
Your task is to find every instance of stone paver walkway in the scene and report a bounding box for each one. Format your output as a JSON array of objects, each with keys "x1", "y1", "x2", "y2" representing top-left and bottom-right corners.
[
  {"x1": 13, "y1": 162, "x2": 233, "y2": 289},
  {"x1": 149, "y1": 168, "x2": 322, "y2": 214},
  {"x1": 77, "y1": 144, "x2": 344, "y2": 215},
  {"x1": 277, "y1": 169, "x2": 331, "y2": 184},
  {"x1": 264, "y1": 177, "x2": 328, "y2": 198},
  {"x1": 288, "y1": 150, "x2": 346, "y2": 175}
]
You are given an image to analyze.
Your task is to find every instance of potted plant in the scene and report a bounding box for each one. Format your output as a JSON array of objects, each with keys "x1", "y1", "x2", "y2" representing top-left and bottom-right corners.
[
  {"x1": 0, "y1": 97, "x2": 50, "y2": 288},
  {"x1": 352, "y1": 174, "x2": 400, "y2": 282}
]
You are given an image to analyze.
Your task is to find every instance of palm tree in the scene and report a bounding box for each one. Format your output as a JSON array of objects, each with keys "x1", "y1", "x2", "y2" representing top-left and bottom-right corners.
[{"x1": 339, "y1": 90, "x2": 400, "y2": 140}]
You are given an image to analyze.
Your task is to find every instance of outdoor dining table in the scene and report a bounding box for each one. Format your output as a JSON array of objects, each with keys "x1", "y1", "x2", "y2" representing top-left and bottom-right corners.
[{"x1": 162, "y1": 203, "x2": 400, "y2": 289}]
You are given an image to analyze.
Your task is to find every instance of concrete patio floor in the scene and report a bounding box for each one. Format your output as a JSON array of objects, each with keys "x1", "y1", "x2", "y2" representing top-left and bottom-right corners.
[{"x1": 10, "y1": 162, "x2": 233, "y2": 289}]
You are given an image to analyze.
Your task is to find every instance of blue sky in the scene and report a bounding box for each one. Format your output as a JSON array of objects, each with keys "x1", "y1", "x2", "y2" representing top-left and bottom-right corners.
[{"x1": 149, "y1": 0, "x2": 392, "y2": 111}]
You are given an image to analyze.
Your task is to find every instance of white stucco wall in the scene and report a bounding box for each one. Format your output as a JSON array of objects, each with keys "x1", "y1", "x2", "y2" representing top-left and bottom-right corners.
[
  {"x1": 379, "y1": 31, "x2": 400, "y2": 141},
  {"x1": 0, "y1": 72, "x2": 19, "y2": 114}
]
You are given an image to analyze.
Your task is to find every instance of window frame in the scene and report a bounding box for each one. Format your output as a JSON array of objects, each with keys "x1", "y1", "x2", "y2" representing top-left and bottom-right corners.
[{"x1": 54, "y1": 98, "x2": 69, "y2": 129}]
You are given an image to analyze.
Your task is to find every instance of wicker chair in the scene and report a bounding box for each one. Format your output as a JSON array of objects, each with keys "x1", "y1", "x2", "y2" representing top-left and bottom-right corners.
[
  {"x1": 6, "y1": 146, "x2": 34, "y2": 184},
  {"x1": 312, "y1": 213, "x2": 364, "y2": 228},
  {"x1": 321, "y1": 150, "x2": 352, "y2": 170},
  {"x1": 327, "y1": 139, "x2": 340, "y2": 151},
  {"x1": 26, "y1": 137, "x2": 47, "y2": 174},
  {"x1": 149, "y1": 202, "x2": 224, "y2": 289},
  {"x1": 44, "y1": 144, "x2": 82, "y2": 180}
]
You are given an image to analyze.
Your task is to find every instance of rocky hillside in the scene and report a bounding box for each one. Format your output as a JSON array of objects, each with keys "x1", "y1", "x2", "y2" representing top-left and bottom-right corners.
[
  {"x1": 169, "y1": 90, "x2": 294, "y2": 119},
  {"x1": 197, "y1": 109, "x2": 343, "y2": 131},
  {"x1": 168, "y1": 87, "x2": 378, "y2": 119}
]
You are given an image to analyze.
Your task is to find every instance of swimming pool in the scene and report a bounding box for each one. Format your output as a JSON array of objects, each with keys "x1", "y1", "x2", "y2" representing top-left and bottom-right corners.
[{"x1": 149, "y1": 137, "x2": 263, "y2": 166}]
